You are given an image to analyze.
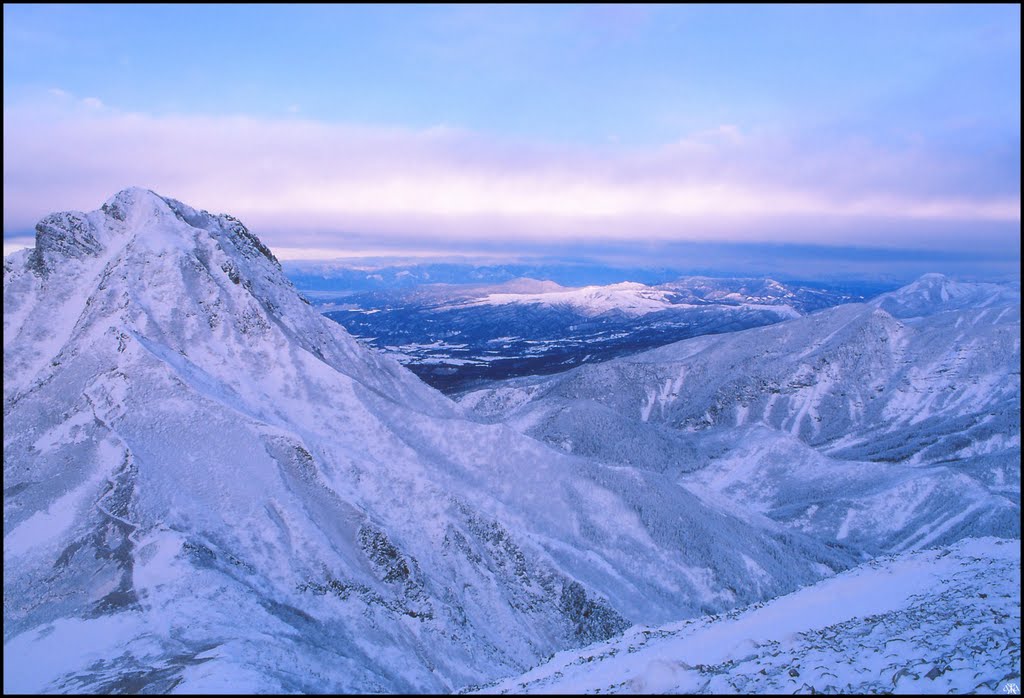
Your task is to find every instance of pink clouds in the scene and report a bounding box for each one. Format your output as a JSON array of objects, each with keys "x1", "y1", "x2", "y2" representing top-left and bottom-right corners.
[{"x1": 3, "y1": 94, "x2": 1019, "y2": 255}]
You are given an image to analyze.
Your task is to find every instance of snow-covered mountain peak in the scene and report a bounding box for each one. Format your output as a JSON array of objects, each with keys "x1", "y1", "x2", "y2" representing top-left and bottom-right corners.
[
  {"x1": 603, "y1": 281, "x2": 648, "y2": 291},
  {"x1": 27, "y1": 187, "x2": 280, "y2": 275},
  {"x1": 101, "y1": 186, "x2": 174, "y2": 223},
  {"x1": 897, "y1": 273, "x2": 960, "y2": 300},
  {"x1": 872, "y1": 273, "x2": 1019, "y2": 318},
  {"x1": 465, "y1": 281, "x2": 679, "y2": 318},
  {"x1": 430, "y1": 276, "x2": 859, "y2": 326},
  {"x1": 485, "y1": 277, "x2": 566, "y2": 294},
  {"x1": 5, "y1": 188, "x2": 449, "y2": 415},
  {"x1": 29, "y1": 187, "x2": 280, "y2": 285},
  {"x1": 23, "y1": 189, "x2": 178, "y2": 275},
  {"x1": 30, "y1": 187, "x2": 215, "y2": 277},
  {"x1": 7, "y1": 191, "x2": 875, "y2": 692}
]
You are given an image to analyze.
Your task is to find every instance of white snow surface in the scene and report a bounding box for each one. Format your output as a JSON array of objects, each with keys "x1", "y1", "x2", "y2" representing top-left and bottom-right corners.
[
  {"x1": 460, "y1": 281, "x2": 800, "y2": 319},
  {"x1": 479, "y1": 536, "x2": 1024, "y2": 691},
  {"x1": 476, "y1": 537, "x2": 1021, "y2": 695}
]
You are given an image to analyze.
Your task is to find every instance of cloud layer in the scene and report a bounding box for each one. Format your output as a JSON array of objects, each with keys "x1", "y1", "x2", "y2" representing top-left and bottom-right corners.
[{"x1": 3, "y1": 94, "x2": 1019, "y2": 257}]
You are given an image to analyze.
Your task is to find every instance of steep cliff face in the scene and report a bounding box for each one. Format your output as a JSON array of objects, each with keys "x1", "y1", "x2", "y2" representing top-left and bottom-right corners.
[{"x1": 3, "y1": 189, "x2": 852, "y2": 693}]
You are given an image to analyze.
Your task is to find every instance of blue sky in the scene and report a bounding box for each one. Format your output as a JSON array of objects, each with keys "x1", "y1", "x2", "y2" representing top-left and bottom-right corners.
[{"x1": 3, "y1": 4, "x2": 1020, "y2": 275}]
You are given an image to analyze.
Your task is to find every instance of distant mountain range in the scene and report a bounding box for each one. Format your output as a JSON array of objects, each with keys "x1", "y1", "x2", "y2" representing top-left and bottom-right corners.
[
  {"x1": 304, "y1": 274, "x2": 882, "y2": 392},
  {"x1": 286, "y1": 260, "x2": 697, "y2": 291}
]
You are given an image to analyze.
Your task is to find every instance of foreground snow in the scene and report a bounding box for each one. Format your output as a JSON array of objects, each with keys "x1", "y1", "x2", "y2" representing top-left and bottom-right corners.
[{"x1": 476, "y1": 537, "x2": 1021, "y2": 694}]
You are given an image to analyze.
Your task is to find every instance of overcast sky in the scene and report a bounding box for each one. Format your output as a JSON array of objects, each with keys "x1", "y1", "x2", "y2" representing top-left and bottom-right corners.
[{"x1": 3, "y1": 5, "x2": 1020, "y2": 272}]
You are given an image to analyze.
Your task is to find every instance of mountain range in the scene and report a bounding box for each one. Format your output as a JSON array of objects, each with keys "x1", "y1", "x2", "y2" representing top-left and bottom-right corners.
[
  {"x1": 3, "y1": 189, "x2": 1019, "y2": 693},
  {"x1": 4, "y1": 189, "x2": 858, "y2": 692},
  {"x1": 460, "y1": 273, "x2": 1021, "y2": 555},
  {"x1": 312, "y1": 275, "x2": 876, "y2": 393}
]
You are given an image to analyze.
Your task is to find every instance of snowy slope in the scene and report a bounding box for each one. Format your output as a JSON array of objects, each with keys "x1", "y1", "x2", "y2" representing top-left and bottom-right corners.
[
  {"x1": 461, "y1": 276, "x2": 1021, "y2": 553},
  {"x1": 3, "y1": 189, "x2": 856, "y2": 693},
  {"x1": 476, "y1": 537, "x2": 1021, "y2": 695}
]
